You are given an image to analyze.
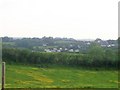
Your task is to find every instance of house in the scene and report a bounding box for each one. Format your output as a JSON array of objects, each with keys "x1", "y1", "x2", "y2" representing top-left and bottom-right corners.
[
  {"x1": 44, "y1": 49, "x2": 51, "y2": 52},
  {"x1": 75, "y1": 49, "x2": 79, "y2": 52},
  {"x1": 69, "y1": 49, "x2": 74, "y2": 52}
]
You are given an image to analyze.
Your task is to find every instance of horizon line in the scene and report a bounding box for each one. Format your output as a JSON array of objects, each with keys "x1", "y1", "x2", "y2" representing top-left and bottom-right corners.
[{"x1": 1, "y1": 36, "x2": 118, "y2": 41}]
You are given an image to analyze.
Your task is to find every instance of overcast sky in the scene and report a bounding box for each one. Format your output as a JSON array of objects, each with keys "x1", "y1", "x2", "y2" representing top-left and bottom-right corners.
[{"x1": 0, "y1": 0, "x2": 119, "y2": 40}]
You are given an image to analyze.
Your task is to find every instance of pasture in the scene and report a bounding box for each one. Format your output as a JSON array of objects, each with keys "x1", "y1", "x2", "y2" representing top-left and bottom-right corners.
[{"x1": 5, "y1": 64, "x2": 118, "y2": 88}]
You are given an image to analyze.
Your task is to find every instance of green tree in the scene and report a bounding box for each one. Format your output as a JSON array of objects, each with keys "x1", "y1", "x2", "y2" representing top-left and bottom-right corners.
[{"x1": 88, "y1": 43, "x2": 105, "y2": 67}]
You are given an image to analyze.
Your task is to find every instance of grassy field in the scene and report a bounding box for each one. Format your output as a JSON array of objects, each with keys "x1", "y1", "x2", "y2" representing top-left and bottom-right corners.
[{"x1": 5, "y1": 64, "x2": 118, "y2": 88}]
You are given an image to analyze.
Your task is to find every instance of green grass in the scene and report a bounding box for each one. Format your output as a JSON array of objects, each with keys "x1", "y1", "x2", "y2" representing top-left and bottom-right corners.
[{"x1": 5, "y1": 64, "x2": 118, "y2": 88}]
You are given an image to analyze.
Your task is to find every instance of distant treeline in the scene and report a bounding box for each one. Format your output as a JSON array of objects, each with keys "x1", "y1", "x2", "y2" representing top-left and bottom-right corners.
[
  {"x1": 2, "y1": 43, "x2": 118, "y2": 68},
  {"x1": 2, "y1": 36, "x2": 118, "y2": 53}
]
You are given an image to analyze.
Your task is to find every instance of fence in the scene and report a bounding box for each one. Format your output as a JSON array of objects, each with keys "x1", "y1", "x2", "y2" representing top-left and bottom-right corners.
[{"x1": 1, "y1": 62, "x2": 5, "y2": 90}]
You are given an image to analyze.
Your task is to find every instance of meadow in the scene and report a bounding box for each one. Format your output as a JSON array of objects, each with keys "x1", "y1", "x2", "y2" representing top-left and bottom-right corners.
[{"x1": 5, "y1": 64, "x2": 118, "y2": 88}]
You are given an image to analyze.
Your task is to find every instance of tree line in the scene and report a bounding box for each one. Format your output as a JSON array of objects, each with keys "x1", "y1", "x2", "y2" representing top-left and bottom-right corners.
[
  {"x1": 2, "y1": 37, "x2": 118, "y2": 53},
  {"x1": 2, "y1": 43, "x2": 118, "y2": 69}
]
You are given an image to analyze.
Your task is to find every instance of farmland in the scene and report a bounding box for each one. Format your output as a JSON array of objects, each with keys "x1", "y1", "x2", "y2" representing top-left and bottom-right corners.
[
  {"x1": 5, "y1": 64, "x2": 118, "y2": 88},
  {"x1": 2, "y1": 37, "x2": 119, "y2": 88}
]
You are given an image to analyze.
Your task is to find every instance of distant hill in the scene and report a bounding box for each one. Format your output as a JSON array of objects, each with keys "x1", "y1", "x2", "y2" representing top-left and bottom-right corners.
[{"x1": 2, "y1": 36, "x2": 118, "y2": 53}]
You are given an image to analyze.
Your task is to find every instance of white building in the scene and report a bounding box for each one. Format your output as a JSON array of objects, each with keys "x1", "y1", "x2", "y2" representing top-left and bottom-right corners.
[
  {"x1": 75, "y1": 49, "x2": 79, "y2": 52},
  {"x1": 69, "y1": 49, "x2": 74, "y2": 52}
]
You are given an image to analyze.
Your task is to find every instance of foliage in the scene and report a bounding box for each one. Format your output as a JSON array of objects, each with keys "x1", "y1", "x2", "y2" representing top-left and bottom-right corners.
[
  {"x1": 2, "y1": 46, "x2": 118, "y2": 68},
  {"x1": 2, "y1": 36, "x2": 118, "y2": 53}
]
